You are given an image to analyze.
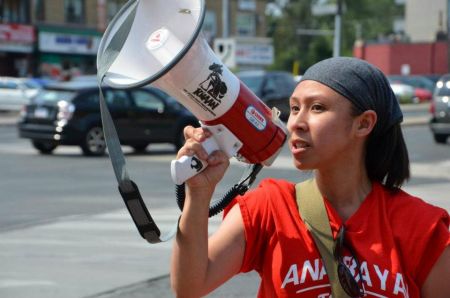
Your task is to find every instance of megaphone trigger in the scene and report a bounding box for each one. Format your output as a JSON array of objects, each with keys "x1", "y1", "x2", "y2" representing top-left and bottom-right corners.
[{"x1": 170, "y1": 124, "x2": 243, "y2": 185}]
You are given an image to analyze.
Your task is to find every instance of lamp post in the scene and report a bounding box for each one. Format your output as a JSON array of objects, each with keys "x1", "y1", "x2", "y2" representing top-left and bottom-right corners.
[
  {"x1": 333, "y1": 0, "x2": 343, "y2": 57},
  {"x1": 222, "y1": 0, "x2": 230, "y2": 38},
  {"x1": 447, "y1": 0, "x2": 450, "y2": 71}
]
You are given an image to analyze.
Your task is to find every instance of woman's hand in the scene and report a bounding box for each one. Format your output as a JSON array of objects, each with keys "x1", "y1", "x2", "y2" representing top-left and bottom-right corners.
[{"x1": 177, "y1": 125, "x2": 230, "y2": 193}]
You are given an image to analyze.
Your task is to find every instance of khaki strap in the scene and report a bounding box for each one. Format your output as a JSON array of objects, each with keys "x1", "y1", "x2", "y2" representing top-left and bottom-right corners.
[{"x1": 296, "y1": 179, "x2": 350, "y2": 298}]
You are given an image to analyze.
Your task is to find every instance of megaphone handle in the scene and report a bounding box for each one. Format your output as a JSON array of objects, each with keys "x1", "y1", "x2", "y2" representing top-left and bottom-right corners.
[{"x1": 170, "y1": 137, "x2": 220, "y2": 185}]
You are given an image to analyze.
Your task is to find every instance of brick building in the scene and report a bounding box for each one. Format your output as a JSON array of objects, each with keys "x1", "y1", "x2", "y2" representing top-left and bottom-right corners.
[
  {"x1": 354, "y1": 0, "x2": 449, "y2": 75},
  {"x1": 0, "y1": 0, "x2": 126, "y2": 77}
]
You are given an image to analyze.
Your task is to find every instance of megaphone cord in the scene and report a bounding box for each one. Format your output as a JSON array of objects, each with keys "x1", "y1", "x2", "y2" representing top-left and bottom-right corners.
[{"x1": 175, "y1": 163, "x2": 263, "y2": 217}]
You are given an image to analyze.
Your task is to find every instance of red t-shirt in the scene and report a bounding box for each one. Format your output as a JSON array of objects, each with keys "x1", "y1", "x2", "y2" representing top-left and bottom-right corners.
[{"x1": 225, "y1": 179, "x2": 450, "y2": 298}]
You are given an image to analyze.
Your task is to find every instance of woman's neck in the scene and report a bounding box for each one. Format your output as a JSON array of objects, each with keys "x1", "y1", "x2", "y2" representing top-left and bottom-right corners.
[{"x1": 315, "y1": 164, "x2": 372, "y2": 222}]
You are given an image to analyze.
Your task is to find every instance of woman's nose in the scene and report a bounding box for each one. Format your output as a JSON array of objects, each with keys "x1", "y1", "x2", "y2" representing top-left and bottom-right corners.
[{"x1": 287, "y1": 110, "x2": 308, "y2": 132}]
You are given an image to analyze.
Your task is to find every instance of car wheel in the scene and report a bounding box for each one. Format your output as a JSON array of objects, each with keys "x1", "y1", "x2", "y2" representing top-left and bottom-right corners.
[
  {"x1": 81, "y1": 126, "x2": 106, "y2": 156},
  {"x1": 32, "y1": 140, "x2": 57, "y2": 155},
  {"x1": 433, "y1": 134, "x2": 448, "y2": 144},
  {"x1": 131, "y1": 143, "x2": 149, "y2": 152}
]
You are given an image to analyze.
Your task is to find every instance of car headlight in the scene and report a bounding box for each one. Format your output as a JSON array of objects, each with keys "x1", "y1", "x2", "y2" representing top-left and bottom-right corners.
[{"x1": 57, "y1": 101, "x2": 75, "y2": 121}]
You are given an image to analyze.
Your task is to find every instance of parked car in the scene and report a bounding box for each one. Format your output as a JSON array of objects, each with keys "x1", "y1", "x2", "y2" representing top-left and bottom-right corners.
[
  {"x1": 389, "y1": 82, "x2": 417, "y2": 103},
  {"x1": 236, "y1": 70, "x2": 298, "y2": 121},
  {"x1": 429, "y1": 74, "x2": 450, "y2": 144},
  {"x1": 0, "y1": 77, "x2": 41, "y2": 111},
  {"x1": 388, "y1": 75, "x2": 434, "y2": 102},
  {"x1": 18, "y1": 81, "x2": 199, "y2": 155}
]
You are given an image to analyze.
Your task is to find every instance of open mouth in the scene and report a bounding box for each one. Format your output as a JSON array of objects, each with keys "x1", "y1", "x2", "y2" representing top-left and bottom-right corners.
[{"x1": 292, "y1": 140, "x2": 310, "y2": 149}]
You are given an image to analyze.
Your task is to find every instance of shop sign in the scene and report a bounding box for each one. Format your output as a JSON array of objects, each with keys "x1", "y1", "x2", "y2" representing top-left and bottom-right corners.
[
  {"x1": 39, "y1": 32, "x2": 100, "y2": 55},
  {"x1": 0, "y1": 24, "x2": 35, "y2": 53},
  {"x1": 0, "y1": 24, "x2": 35, "y2": 43},
  {"x1": 236, "y1": 43, "x2": 274, "y2": 65}
]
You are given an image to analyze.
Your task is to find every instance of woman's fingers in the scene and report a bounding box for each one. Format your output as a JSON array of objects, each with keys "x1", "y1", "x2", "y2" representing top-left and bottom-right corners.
[
  {"x1": 207, "y1": 150, "x2": 229, "y2": 166},
  {"x1": 178, "y1": 126, "x2": 212, "y2": 160},
  {"x1": 183, "y1": 126, "x2": 212, "y2": 143}
]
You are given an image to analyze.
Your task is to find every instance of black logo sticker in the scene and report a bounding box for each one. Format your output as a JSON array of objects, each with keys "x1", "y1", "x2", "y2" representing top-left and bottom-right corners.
[
  {"x1": 190, "y1": 156, "x2": 203, "y2": 172},
  {"x1": 184, "y1": 63, "x2": 228, "y2": 116}
]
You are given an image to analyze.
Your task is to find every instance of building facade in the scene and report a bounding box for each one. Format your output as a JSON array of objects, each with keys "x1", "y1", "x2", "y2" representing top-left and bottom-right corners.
[
  {"x1": 0, "y1": 0, "x2": 127, "y2": 78},
  {"x1": 0, "y1": 0, "x2": 272, "y2": 77},
  {"x1": 405, "y1": 0, "x2": 448, "y2": 42},
  {"x1": 354, "y1": 0, "x2": 450, "y2": 75},
  {"x1": 204, "y1": 0, "x2": 273, "y2": 70}
]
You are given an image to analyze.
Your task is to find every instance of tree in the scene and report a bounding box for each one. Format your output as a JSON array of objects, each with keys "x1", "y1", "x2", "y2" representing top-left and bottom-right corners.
[{"x1": 266, "y1": 0, "x2": 402, "y2": 72}]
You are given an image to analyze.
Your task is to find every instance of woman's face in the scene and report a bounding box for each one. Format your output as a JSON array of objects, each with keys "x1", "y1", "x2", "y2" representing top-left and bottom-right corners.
[{"x1": 287, "y1": 80, "x2": 362, "y2": 171}]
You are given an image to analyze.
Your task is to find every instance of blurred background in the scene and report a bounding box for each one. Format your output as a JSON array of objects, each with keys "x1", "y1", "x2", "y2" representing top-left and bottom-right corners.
[
  {"x1": 0, "y1": 0, "x2": 448, "y2": 79},
  {"x1": 0, "y1": 1, "x2": 449, "y2": 298}
]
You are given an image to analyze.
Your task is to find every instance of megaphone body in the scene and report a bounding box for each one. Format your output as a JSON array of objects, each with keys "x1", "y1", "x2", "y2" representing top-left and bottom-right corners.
[{"x1": 98, "y1": 0, "x2": 287, "y2": 185}]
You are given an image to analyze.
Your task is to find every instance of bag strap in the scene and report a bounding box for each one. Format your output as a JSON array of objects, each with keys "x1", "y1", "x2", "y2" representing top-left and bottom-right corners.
[{"x1": 296, "y1": 179, "x2": 350, "y2": 298}]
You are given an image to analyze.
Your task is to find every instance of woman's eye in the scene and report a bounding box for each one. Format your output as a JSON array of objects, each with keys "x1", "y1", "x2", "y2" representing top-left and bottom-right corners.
[
  {"x1": 311, "y1": 104, "x2": 325, "y2": 112},
  {"x1": 290, "y1": 105, "x2": 300, "y2": 112}
]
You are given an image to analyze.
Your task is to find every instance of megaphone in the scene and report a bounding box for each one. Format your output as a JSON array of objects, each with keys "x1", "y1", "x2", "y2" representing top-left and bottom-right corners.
[{"x1": 97, "y1": 0, "x2": 287, "y2": 185}]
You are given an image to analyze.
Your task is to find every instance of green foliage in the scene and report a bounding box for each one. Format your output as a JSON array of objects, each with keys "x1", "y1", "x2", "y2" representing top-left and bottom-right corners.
[{"x1": 267, "y1": 0, "x2": 402, "y2": 72}]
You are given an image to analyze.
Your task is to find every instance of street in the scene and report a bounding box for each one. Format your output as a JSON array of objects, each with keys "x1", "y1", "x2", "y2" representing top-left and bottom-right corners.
[{"x1": 0, "y1": 121, "x2": 449, "y2": 298}]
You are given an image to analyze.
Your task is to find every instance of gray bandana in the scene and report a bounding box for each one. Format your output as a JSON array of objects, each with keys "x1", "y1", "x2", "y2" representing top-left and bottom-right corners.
[{"x1": 300, "y1": 57, "x2": 403, "y2": 136}]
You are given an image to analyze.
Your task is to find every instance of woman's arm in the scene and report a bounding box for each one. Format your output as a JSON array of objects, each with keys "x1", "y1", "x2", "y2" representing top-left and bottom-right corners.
[
  {"x1": 170, "y1": 126, "x2": 246, "y2": 298},
  {"x1": 421, "y1": 246, "x2": 450, "y2": 298}
]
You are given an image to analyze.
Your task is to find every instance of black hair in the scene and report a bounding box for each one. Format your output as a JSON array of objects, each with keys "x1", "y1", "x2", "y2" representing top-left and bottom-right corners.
[{"x1": 351, "y1": 106, "x2": 410, "y2": 190}]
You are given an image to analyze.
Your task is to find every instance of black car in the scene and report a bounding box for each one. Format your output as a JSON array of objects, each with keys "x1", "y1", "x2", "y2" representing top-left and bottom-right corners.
[
  {"x1": 236, "y1": 70, "x2": 298, "y2": 121},
  {"x1": 18, "y1": 81, "x2": 199, "y2": 155},
  {"x1": 429, "y1": 74, "x2": 450, "y2": 144}
]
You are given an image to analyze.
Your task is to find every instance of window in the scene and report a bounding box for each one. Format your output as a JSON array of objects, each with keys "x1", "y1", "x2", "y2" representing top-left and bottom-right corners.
[
  {"x1": 0, "y1": 81, "x2": 18, "y2": 89},
  {"x1": 132, "y1": 90, "x2": 164, "y2": 112},
  {"x1": 65, "y1": 0, "x2": 85, "y2": 24},
  {"x1": 0, "y1": 0, "x2": 29, "y2": 23},
  {"x1": 82, "y1": 91, "x2": 100, "y2": 106},
  {"x1": 35, "y1": 0, "x2": 45, "y2": 21},
  {"x1": 105, "y1": 90, "x2": 129, "y2": 108},
  {"x1": 236, "y1": 13, "x2": 256, "y2": 36}
]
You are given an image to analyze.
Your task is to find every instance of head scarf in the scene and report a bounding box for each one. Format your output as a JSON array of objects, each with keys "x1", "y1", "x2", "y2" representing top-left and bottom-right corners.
[{"x1": 300, "y1": 57, "x2": 403, "y2": 136}]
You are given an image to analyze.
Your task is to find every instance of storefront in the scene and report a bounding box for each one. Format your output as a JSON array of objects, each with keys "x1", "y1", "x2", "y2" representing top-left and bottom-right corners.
[
  {"x1": 36, "y1": 25, "x2": 102, "y2": 79},
  {"x1": 0, "y1": 24, "x2": 35, "y2": 77}
]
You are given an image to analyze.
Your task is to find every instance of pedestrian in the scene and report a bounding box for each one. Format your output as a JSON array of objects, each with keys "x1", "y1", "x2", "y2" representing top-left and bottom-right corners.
[{"x1": 170, "y1": 57, "x2": 450, "y2": 297}]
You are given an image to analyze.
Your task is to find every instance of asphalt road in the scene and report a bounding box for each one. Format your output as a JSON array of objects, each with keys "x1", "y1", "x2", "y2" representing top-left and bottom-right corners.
[{"x1": 0, "y1": 117, "x2": 449, "y2": 298}]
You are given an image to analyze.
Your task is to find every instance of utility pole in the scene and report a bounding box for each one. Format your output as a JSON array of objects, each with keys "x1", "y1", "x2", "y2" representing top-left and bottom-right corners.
[
  {"x1": 447, "y1": 0, "x2": 450, "y2": 72},
  {"x1": 333, "y1": 0, "x2": 343, "y2": 57},
  {"x1": 222, "y1": 0, "x2": 230, "y2": 38}
]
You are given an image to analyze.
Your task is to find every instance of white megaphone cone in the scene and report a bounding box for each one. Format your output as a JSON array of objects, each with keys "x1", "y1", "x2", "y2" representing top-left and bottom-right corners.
[{"x1": 98, "y1": 0, "x2": 287, "y2": 185}]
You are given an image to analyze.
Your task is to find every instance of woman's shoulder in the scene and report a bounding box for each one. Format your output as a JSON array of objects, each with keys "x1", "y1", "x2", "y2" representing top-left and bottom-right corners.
[
  {"x1": 236, "y1": 178, "x2": 296, "y2": 212},
  {"x1": 382, "y1": 185, "x2": 448, "y2": 218},
  {"x1": 246, "y1": 178, "x2": 296, "y2": 202},
  {"x1": 377, "y1": 183, "x2": 449, "y2": 230}
]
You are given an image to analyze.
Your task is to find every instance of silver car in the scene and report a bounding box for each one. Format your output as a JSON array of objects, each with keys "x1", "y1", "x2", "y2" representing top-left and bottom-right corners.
[
  {"x1": 429, "y1": 74, "x2": 450, "y2": 144},
  {"x1": 0, "y1": 77, "x2": 41, "y2": 111}
]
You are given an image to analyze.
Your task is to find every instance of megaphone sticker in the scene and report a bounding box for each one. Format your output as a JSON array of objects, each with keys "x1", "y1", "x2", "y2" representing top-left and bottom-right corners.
[
  {"x1": 183, "y1": 62, "x2": 238, "y2": 118},
  {"x1": 245, "y1": 105, "x2": 267, "y2": 131},
  {"x1": 146, "y1": 28, "x2": 170, "y2": 50}
]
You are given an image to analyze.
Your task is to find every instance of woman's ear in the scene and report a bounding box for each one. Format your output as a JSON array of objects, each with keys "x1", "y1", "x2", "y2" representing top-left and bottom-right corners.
[{"x1": 355, "y1": 110, "x2": 377, "y2": 137}]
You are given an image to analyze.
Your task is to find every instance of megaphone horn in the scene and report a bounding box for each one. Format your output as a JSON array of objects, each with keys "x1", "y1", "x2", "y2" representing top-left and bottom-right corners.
[{"x1": 98, "y1": 0, "x2": 287, "y2": 185}]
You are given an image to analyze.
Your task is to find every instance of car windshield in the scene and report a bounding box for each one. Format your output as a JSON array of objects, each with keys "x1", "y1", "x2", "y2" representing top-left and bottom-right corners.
[
  {"x1": 0, "y1": 81, "x2": 18, "y2": 89},
  {"x1": 436, "y1": 87, "x2": 450, "y2": 96},
  {"x1": 238, "y1": 75, "x2": 264, "y2": 94},
  {"x1": 33, "y1": 89, "x2": 76, "y2": 103},
  {"x1": 24, "y1": 80, "x2": 42, "y2": 89}
]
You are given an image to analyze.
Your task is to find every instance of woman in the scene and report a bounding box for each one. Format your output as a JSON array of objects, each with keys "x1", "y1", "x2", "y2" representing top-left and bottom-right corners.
[{"x1": 170, "y1": 57, "x2": 450, "y2": 297}]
